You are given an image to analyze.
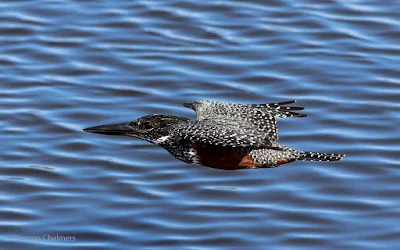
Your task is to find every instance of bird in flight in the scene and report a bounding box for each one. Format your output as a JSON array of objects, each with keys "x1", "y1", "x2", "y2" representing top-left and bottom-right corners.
[{"x1": 83, "y1": 100, "x2": 344, "y2": 170}]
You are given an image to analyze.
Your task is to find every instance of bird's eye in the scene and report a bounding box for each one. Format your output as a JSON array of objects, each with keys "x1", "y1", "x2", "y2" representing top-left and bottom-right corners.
[{"x1": 139, "y1": 121, "x2": 153, "y2": 130}]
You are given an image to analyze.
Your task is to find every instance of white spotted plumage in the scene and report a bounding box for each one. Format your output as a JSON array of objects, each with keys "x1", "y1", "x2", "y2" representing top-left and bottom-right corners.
[
  {"x1": 183, "y1": 100, "x2": 305, "y2": 142},
  {"x1": 176, "y1": 100, "x2": 344, "y2": 168}
]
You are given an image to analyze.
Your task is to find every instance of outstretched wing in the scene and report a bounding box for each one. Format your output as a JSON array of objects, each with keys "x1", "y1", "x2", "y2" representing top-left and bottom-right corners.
[
  {"x1": 184, "y1": 100, "x2": 306, "y2": 120},
  {"x1": 183, "y1": 100, "x2": 306, "y2": 141},
  {"x1": 248, "y1": 100, "x2": 306, "y2": 118},
  {"x1": 171, "y1": 118, "x2": 276, "y2": 147}
]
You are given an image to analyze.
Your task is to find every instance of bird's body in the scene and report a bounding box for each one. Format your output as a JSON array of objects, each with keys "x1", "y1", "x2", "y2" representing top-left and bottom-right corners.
[{"x1": 84, "y1": 100, "x2": 344, "y2": 170}]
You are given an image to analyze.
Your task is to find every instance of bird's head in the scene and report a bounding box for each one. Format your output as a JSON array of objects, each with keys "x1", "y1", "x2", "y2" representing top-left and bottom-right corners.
[{"x1": 83, "y1": 114, "x2": 191, "y2": 144}]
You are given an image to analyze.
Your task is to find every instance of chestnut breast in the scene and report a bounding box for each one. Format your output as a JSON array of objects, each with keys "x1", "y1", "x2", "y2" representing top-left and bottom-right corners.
[{"x1": 192, "y1": 141, "x2": 259, "y2": 170}]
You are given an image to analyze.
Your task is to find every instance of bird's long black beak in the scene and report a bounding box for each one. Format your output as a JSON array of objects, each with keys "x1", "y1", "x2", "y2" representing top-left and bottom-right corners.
[{"x1": 83, "y1": 122, "x2": 134, "y2": 136}]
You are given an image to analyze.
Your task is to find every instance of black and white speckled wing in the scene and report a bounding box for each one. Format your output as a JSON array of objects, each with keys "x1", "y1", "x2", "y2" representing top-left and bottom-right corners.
[
  {"x1": 170, "y1": 119, "x2": 274, "y2": 147},
  {"x1": 248, "y1": 100, "x2": 306, "y2": 118},
  {"x1": 184, "y1": 100, "x2": 306, "y2": 120},
  {"x1": 183, "y1": 100, "x2": 305, "y2": 141}
]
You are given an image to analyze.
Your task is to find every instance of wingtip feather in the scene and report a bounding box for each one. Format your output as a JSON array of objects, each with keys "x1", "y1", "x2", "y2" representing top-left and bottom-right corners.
[{"x1": 275, "y1": 100, "x2": 296, "y2": 105}]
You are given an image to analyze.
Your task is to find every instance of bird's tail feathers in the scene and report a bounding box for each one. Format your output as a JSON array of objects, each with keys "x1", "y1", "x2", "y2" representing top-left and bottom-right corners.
[{"x1": 298, "y1": 152, "x2": 345, "y2": 162}]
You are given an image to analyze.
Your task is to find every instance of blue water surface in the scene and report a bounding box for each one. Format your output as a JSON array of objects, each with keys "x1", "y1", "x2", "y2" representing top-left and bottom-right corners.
[{"x1": 0, "y1": 0, "x2": 399, "y2": 249}]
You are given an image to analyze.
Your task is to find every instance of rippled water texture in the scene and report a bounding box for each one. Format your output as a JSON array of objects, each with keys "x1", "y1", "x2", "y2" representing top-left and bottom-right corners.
[{"x1": 1, "y1": 0, "x2": 399, "y2": 249}]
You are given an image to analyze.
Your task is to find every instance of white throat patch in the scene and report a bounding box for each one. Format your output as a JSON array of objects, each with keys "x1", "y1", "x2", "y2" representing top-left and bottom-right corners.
[{"x1": 155, "y1": 135, "x2": 171, "y2": 145}]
